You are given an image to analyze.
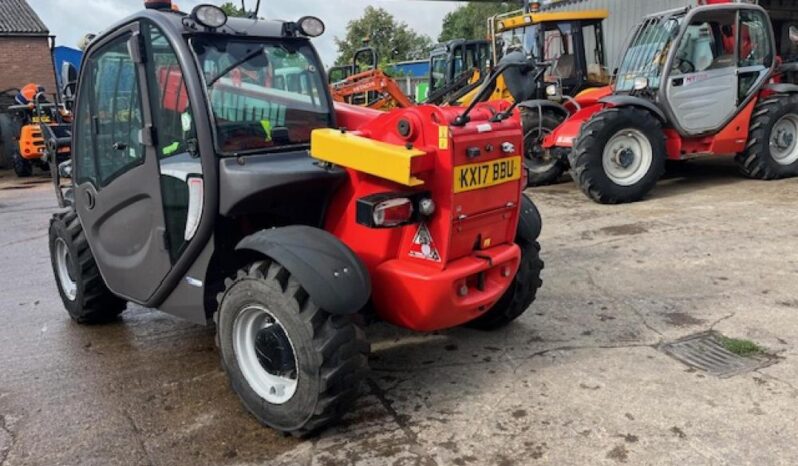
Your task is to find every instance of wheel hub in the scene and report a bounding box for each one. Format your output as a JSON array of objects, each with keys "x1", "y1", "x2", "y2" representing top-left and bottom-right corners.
[
  {"x1": 254, "y1": 324, "x2": 297, "y2": 378},
  {"x1": 524, "y1": 125, "x2": 556, "y2": 174},
  {"x1": 233, "y1": 305, "x2": 299, "y2": 404},
  {"x1": 602, "y1": 129, "x2": 654, "y2": 187},
  {"x1": 770, "y1": 114, "x2": 798, "y2": 165},
  {"x1": 774, "y1": 128, "x2": 794, "y2": 150},
  {"x1": 54, "y1": 237, "x2": 77, "y2": 301},
  {"x1": 615, "y1": 147, "x2": 636, "y2": 169}
]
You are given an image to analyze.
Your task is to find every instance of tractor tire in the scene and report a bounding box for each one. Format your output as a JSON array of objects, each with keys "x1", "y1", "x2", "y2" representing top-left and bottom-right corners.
[
  {"x1": 522, "y1": 109, "x2": 567, "y2": 187},
  {"x1": 736, "y1": 94, "x2": 798, "y2": 179},
  {"x1": 49, "y1": 209, "x2": 127, "y2": 324},
  {"x1": 215, "y1": 260, "x2": 369, "y2": 437},
  {"x1": 570, "y1": 107, "x2": 666, "y2": 204},
  {"x1": 0, "y1": 113, "x2": 16, "y2": 169},
  {"x1": 467, "y1": 238, "x2": 544, "y2": 331},
  {"x1": 12, "y1": 151, "x2": 32, "y2": 177}
]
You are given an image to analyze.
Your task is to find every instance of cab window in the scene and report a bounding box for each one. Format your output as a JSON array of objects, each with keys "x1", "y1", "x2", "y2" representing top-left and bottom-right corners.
[
  {"x1": 671, "y1": 11, "x2": 736, "y2": 74},
  {"x1": 144, "y1": 22, "x2": 202, "y2": 261},
  {"x1": 85, "y1": 34, "x2": 145, "y2": 187},
  {"x1": 545, "y1": 23, "x2": 576, "y2": 80}
]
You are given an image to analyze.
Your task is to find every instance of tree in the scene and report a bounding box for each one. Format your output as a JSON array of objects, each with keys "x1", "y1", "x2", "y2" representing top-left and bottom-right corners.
[
  {"x1": 334, "y1": 7, "x2": 433, "y2": 66},
  {"x1": 438, "y1": 2, "x2": 517, "y2": 43},
  {"x1": 219, "y1": 2, "x2": 247, "y2": 17}
]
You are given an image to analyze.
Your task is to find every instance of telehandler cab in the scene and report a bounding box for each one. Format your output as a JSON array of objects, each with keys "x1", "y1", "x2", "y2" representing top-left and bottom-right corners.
[
  {"x1": 48, "y1": 1, "x2": 544, "y2": 435},
  {"x1": 543, "y1": 1, "x2": 798, "y2": 204}
]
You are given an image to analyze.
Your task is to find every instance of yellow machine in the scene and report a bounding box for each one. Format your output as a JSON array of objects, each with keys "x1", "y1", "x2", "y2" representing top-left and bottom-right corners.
[{"x1": 458, "y1": 7, "x2": 610, "y2": 105}]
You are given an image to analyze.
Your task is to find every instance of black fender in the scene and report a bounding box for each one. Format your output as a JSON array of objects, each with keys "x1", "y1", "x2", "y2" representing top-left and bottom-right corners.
[
  {"x1": 765, "y1": 83, "x2": 798, "y2": 94},
  {"x1": 599, "y1": 95, "x2": 667, "y2": 123},
  {"x1": 236, "y1": 226, "x2": 371, "y2": 315},
  {"x1": 518, "y1": 194, "x2": 542, "y2": 242},
  {"x1": 517, "y1": 99, "x2": 569, "y2": 120}
]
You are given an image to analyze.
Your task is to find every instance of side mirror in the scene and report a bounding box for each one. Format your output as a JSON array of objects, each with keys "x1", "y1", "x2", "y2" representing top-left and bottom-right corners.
[
  {"x1": 499, "y1": 51, "x2": 536, "y2": 103},
  {"x1": 790, "y1": 26, "x2": 798, "y2": 45}
]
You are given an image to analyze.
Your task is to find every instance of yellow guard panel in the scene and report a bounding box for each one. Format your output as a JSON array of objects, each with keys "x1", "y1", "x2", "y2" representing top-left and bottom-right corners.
[
  {"x1": 311, "y1": 128, "x2": 427, "y2": 187},
  {"x1": 498, "y1": 9, "x2": 609, "y2": 31}
]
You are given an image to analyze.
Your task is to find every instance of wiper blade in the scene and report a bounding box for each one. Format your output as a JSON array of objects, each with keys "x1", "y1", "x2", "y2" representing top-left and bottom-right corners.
[{"x1": 207, "y1": 47, "x2": 267, "y2": 88}]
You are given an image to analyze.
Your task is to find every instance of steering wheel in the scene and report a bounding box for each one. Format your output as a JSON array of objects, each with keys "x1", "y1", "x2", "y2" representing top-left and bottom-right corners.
[{"x1": 676, "y1": 56, "x2": 696, "y2": 74}]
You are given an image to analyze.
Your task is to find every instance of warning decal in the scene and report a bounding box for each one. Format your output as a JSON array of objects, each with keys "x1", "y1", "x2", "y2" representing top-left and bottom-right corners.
[{"x1": 409, "y1": 223, "x2": 441, "y2": 262}]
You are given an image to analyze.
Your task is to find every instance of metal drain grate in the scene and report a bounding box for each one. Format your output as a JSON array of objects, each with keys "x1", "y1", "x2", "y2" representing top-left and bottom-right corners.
[{"x1": 660, "y1": 332, "x2": 773, "y2": 378}]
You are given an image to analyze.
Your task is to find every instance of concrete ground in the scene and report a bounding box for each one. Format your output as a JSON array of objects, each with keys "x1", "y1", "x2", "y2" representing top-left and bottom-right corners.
[{"x1": 1, "y1": 160, "x2": 798, "y2": 466}]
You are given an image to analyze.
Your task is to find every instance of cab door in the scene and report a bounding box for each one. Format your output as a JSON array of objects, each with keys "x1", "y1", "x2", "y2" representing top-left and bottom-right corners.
[
  {"x1": 665, "y1": 8, "x2": 773, "y2": 135},
  {"x1": 72, "y1": 22, "x2": 172, "y2": 303},
  {"x1": 665, "y1": 10, "x2": 739, "y2": 134}
]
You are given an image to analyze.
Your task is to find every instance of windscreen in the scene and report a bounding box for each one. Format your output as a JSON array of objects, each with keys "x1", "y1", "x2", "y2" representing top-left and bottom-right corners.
[
  {"x1": 497, "y1": 25, "x2": 540, "y2": 60},
  {"x1": 615, "y1": 14, "x2": 685, "y2": 92},
  {"x1": 191, "y1": 37, "x2": 331, "y2": 154}
]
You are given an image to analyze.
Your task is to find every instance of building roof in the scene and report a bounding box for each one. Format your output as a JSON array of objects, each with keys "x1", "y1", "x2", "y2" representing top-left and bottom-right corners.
[{"x1": 0, "y1": 0, "x2": 49, "y2": 36}]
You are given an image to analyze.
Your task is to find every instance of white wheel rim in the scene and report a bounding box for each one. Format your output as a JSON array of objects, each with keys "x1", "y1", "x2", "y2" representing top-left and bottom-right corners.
[
  {"x1": 770, "y1": 114, "x2": 798, "y2": 166},
  {"x1": 602, "y1": 128, "x2": 653, "y2": 187},
  {"x1": 54, "y1": 237, "x2": 77, "y2": 301},
  {"x1": 233, "y1": 305, "x2": 298, "y2": 405}
]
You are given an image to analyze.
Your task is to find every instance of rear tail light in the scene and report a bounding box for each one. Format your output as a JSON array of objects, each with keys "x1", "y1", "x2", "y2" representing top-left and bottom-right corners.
[
  {"x1": 356, "y1": 191, "x2": 430, "y2": 229},
  {"x1": 184, "y1": 176, "x2": 204, "y2": 241},
  {"x1": 373, "y1": 198, "x2": 414, "y2": 227}
]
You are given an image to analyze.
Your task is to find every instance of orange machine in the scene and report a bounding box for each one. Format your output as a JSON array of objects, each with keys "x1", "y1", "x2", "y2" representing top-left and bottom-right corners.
[
  {"x1": 330, "y1": 68, "x2": 414, "y2": 110},
  {"x1": 328, "y1": 46, "x2": 414, "y2": 110},
  {"x1": 8, "y1": 83, "x2": 72, "y2": 177}
]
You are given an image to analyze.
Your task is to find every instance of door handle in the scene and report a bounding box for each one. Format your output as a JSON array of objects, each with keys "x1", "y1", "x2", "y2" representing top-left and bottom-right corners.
[
  {"x1": 672, "y1": 78, "x2": 684, "y2": 87},
  {"x1": 84, "y1": 189, "x2": 96, "y2": 210}
]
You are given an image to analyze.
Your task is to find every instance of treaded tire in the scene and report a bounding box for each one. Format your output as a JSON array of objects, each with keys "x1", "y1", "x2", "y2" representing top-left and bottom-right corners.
[
  {"x1": 570, "y1": 107, "x2": 666, "y2": 204},
  {"x1": 215, "y1": 260, "x2": 369, "y2": 437},
  {"x1": 12, "y1": 151, "x2": 32, "y2": 177},
  {"x1": 522, "y1": 109, "x2": 567, "y2": 187},
  {"x1": 467, "y1": 239, "x2": 544, "y2": 330},
  {"x1": 736, "y1": 94, "x2": 798, "y2": 179},
  {"x1": 0, "y1": 113, "x2": 16, "y2": 169},
  {"x1": 48, "y1": 209, "x2": 126, "y2": 323}
]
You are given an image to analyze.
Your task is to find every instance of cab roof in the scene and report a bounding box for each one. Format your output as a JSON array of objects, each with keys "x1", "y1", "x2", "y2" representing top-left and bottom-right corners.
[
  {"x1": 496, "y1": 9, "x2": 609, "y2": 32},
  {"x1": 99, "y1": 7, "x2": 303, "y2": 43}
]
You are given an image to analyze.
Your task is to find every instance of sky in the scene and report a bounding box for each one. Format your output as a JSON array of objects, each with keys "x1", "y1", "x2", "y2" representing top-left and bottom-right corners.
[{"x1": 27, "y1": 0, "x2": 466, "y2": 66}]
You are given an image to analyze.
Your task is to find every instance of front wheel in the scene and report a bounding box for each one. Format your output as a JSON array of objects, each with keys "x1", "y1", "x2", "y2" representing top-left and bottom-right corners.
[
  {"x1": 48, "y1": 209, "x2": 127, "y2": 323},
  {"x1": 12, "y1": 151, "x2": 32, "y2": 177},
  {"x1": 570, "y1": 107, "x2": 666, "y2": 204},
  {"x1": 736, "y1": 94, "x2": 798, "y2": 179},
  {"x1": 522, "y1": 109, "x2": 567, "y2": 187},
  {"x1": 216, "y1": 261, "x2": 369, "y2": 437}
]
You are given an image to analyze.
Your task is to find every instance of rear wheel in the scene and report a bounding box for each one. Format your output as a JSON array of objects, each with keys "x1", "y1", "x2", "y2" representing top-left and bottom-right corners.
[
  {"x1": 522, "y1": 109, "x2": 567, "y2": 187},
  {"x1": 216, "y1": 261, "x2": 369, "y2": 437},
  {"x1": 467, "y1": 238, "x2": 544, "y2": 331},
  {"x1": 737, "y1": 94, "x2": 798, "y2": 179},
  {"x1": 48, "y1": 209, "x2": 126, "y2": 323},
  {"x1": 12, "y1": 151, "x2": 32, "y2": 177},
  {"x1": 570, "y1": 107, "x2": 666, "y2": 204},
  {"x1": 0, "y1": 113, "x2": 17, "y2": 169}
]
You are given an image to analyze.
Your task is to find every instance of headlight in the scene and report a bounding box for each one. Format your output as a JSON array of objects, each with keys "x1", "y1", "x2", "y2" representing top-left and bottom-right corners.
[
  {"x1": 192, "y1": 4, "x2": 227, "y2": 28},
  {"x1": 297, "y1": 16, "x2": 325, "y2": 37},
  {"x1": 497, "y1": 21, "x2": 505, "y2": 31},
  {"x1": 546, "y1": 84, "x2": 558, "y2": 97},
  {"x1": 633, "y1": 77, "x2": 649, "y2": 91}
]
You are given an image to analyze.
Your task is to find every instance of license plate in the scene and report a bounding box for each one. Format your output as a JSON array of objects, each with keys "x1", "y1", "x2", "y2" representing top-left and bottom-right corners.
[
  {"x1": 454, "y1": 156, "x2": 522, "y2": 193},
  {"x1": 32, "y1": 116, "x2": 50, "y2": 123}
]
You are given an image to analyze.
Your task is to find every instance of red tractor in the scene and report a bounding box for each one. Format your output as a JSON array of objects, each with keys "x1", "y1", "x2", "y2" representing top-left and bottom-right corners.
[
  {"x1": 47, "y1": 2, "x2": 544, "y2": 436},
  {"x1": 542, "y1": 1, "x2": 798, "y2": 203}
]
